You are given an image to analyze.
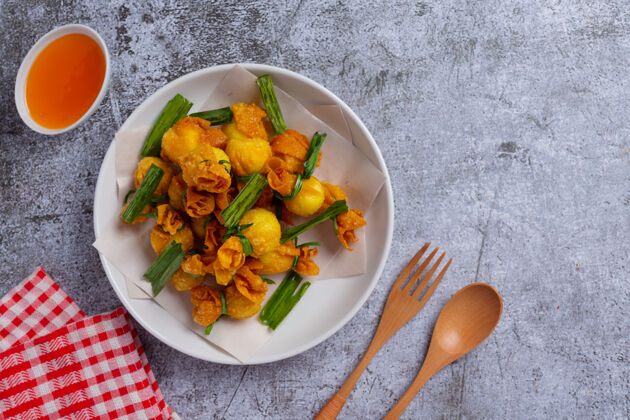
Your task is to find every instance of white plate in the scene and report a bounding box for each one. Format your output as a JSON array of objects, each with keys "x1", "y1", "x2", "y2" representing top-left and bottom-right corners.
[{"x1": 93, "y1": 64, "x2": 394, "y2": 364}]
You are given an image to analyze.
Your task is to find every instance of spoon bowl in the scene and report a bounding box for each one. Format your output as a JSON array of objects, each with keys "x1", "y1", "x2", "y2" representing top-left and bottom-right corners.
[{"x1": 384, "y1": 283, "x2": 502, "y2": 419}]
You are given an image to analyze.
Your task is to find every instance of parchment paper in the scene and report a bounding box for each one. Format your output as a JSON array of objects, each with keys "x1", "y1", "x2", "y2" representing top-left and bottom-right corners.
[{"x1": 94, "y1": 65, "x2": 386, "y2": 362}]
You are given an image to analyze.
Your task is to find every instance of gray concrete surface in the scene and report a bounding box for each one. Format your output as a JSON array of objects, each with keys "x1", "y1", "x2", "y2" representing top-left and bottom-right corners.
[{"x1": 1, "y1": 0, "x2": 629, "y2": 418}]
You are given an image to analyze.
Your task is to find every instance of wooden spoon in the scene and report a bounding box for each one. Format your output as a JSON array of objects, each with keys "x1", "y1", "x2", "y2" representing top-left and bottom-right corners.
[{"x1": 384, "y1": 283, "x2": 502, "y2": 419}]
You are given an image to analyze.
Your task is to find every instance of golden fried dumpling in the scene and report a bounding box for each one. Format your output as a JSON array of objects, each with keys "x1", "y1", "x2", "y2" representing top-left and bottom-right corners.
[
  {"x1": 167, "y1": 174, "x2": 187, "y2": 212},
  {"x1": 190, "y1": 285, "x2": 222, "y2": 326},
  {"x1": 179, "y1": 144, "x2": 231, "y2": 193},
  {"x1": 318, "y1": 182, "x2": 348, "y2": 212},
  {"x1": 212, "y1": 236, "x2": 246, "y2": 286},
  {"x1": 270, "y1": 129, "x2": 319, "y2": 173},
  {"x1": 336, "y1": 209, "x2": 367, "y2": 251},
  {"x1": 239, "y1": 208, "x2": 281, "y2": 258},
  {"x1": 230, "y1": 102, "x2": 267, "y2": 139},
  {"x1": 190, "y1": 216, "x2": 209, "y2": 239},
  {"x1": 203, "y1": 219, "x2": 224, "y2": 255},
  {"x1": 284, "y1": 176, "x2": 325, "y2": 217},
  {"x1": 156, "y1": 204, "x2": 184, "y2": 234},
  {"x1": 170, "y1": 268, "x2": 205, "y2": 291},
  {"x1": 160, "y1": 117, "x2": 228, "y2": 164},
  {"x1": 233, "y1": 266, "x2": 268, "y2": 303},
  {"x1": 225, "y1": 138, "x2": 272, "y2": 176},
  {"x1": 257, "y1": 242, "x2": 300, "y2": 275},
  {"x1": 184, "y1": 188, "x2": 215, "y2": 218},
  {"x1": 150, "y1": 224, "x2": 194, "y2": 255},
  {"x1": 134, "y1": 157, "x2": 174, "y2": 196},
  {"x1": 265, "y1": 157, "x2": 296, "y2": 196},
  {"x1": 224, "y1": 283, "x2": 261, "y2": 319},
  {"x1": 294, "y1": 246, "x2": 319, "y2": 276}
]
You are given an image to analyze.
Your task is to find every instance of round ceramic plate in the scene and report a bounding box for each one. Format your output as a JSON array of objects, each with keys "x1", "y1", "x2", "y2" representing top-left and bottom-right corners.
[{"x1": 93, "y1": 63, "x2": 394, "y2": 364}]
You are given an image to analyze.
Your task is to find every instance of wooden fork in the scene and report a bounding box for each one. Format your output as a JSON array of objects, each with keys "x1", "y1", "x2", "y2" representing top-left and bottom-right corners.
[{"x1": 315, "y1": 243, "x2": 452, "y2": 420}]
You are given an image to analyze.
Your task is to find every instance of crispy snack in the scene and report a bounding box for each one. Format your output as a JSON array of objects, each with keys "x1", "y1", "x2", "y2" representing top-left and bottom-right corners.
[
  {"x1": 295, "y1": 246, "x2": 320, "y2": 276},
  {"x1": 156, "y1": 204, "x2": 184, "y2": 234},
  {"x1": 265, "y1": 157, "x2": 296, "y2": 196},
  {"x1": 171, "y1": 268, "x2": 205, "y2": 291},
  {"x1": 224, "y1": 283, "x2": 261, "y2": 319},
  {"x1": 254, "y1": 186, "x2": 275, "y2": 212},
  {"x1": 190, "y1": 216, "x2": 208, "y2": 239},
  {"x1": 150, "y1": 224, "x2": 194, "y2": 255},
  {"x1": 190, "y1": 285, "x2": 222, "y2": 326},
  {"x1": 184, "y1": 188, "x2": 215, "y2": 218},
  {"x1": 336, "y1": 209, "x2": 367, "y2": 251},
  {"x1": 120, "y1": 203, "x2": 153, "y2": 225},
  {"x1": 270, "y1": 129, "x2": 320, "y2": 173},
  {"x1": 319, "y1": 181, "x2": 348, "y2": 212},
  {"x1": 233, "y1": 266, "x2": 268, "y2": 303},
  {"x1": 225, "y1": 137, "x2": 272, "y2": 176},
  {"x1": 244, "y1": 257, "x2": 264, "y2": 274},
  {"x1": 285, "y1": 176, "x2": 325, "y2": 217},
  {"x1": 217, "y1": 236, "x2": 246, "y2": 272},
  {"x1": 257, "y1": 242, "x2": 300, "y2": 275},
  {"x1": 161, "y1": 117, "x2": 228, "y2": 164},
  {"x1": 203, "y1": 219, "x2": 224, "y2": 255},
  {"x1": 134, "y1": 157, "x2": 174, "y2": 196},
  {"x1": 167, "y1": 174, "x2": 187, "y2": 211},
  {"x1": 230, "y1": 102, "x2": 267, "y2": 139},
  {"x1": 239, "y1": 208, "x2": 281, "y2": 258},
  {"x1": 181, "y1": 254, "x2": 211, "y2": 276},
  {"x1": 180, "y1": 144, "x2": 232, "y2": 193}
]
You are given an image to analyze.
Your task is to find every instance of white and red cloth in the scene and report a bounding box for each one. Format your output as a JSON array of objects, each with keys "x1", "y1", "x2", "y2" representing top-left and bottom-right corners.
[{"x1": 0, "y1": 268, "x2": 177, "y2": 419}]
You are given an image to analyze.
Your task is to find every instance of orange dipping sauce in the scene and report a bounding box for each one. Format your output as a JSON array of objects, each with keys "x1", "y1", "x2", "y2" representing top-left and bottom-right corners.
[{"x1": 26, "y1": 33, "x2": 106, "y2": 129}]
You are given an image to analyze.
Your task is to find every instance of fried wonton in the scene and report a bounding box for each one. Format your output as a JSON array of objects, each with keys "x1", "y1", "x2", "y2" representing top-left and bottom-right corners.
[
  {"x1": 150, "y1": 224, "x2": 194, "y2": 255},
  {"x1": 270, "y1": 129, "x2": 320, "y2": 173},
  {"x1": 224, "y1": 283, "x2": 261, "y2": 319},
  {"x1": 336, "y1": 209, "x2": 367, "y2": 251},
  {"x1": 161, "y1": 117, "x2": 228, "y2": 164},
  {"x1": 180, "y1": 144, "x2": 232, "y2": 193},
  {"x1": 294, "y1": 246, "x2": 319, "y2": 276},
  {"x1": 156, "y1": 204, "x2": 184, "y2": 234},
  {"x1": 265, "y1": 157, "x2": 296, "y2": 196},
  {"x1": 171, "y1": 268, "x2": 205, "y2": 291},
  {"x1": 230, "y1": 102, "x2": 268, "y2": 139},
  {"x1": 203, "y1": 219, "x2": 224, "y2": 255},
  {"x1": 134, "y1": 157, "x2": 174, "y2": 196},
  {"x1": 257, "y1": 242, "x2": 300, "y2": 275},
  {"x1": 167, "y1": 174, "x2": 187, "y2": 212},
  {"x1": 184, "y1": 188, "x2": 215, "y2": 218},
  {"x1": 190, "y1": 285, "x2": 222, "y2": 326},
  {"x1": 233, "y1": 266, "x2": 268, "y2": 303}
]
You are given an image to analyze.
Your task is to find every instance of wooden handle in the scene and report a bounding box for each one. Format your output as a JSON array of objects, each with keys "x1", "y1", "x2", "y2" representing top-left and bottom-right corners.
[
  {"x1": 314, "y1": 393, "x2": 346, "y2": 420},
  {"x1": 383, "y1": 365, "x2": 434, "y2": 420}
]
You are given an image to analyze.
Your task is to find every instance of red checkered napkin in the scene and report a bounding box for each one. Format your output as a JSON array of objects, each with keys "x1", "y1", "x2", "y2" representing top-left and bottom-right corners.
[{"x1": 0, "y1": 268, "x2": 176, "y2": 419}]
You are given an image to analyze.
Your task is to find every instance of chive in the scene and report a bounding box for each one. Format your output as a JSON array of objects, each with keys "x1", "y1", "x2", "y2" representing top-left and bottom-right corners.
[
  {"x1": 262, "y1": 278, "x2": 276, "y2": 285},
  {"x1": 236, "y1": 234, "x2": 253, "y2": 257},
  {"x1": 296, "y1": 241, "x2": 321, "y2": 248},
  {"x1": 190, "y1": 107, "x2": 233, "y2": 125},
  {"x1": 121, "y1": 165, "x2": 164, "y2": 223},
  {"x1": 259, "y1": 271, "x2": 302, "y2": 326},
  {"x1": 221, "y1": 173, "x2": 268, "y2": 228},
  {"x1": 184, "y1": 272, "x2": 204, "y2": 278},
  {"x1": 123, "y1": 189, "x2": 136, "y2": 204},
  {"x1": 220, "y1": 290, "x2": 227, "y2": 315},
  {"x1": 236, "y1": 175, "x2": 253, "y2": 182},
  {"x1": 204, "y1": 324, "x2": 214, "y2": 335},
  {"x1": 269, "y1": 281, "x2": 310, "y2": 329},
  {"x1": 141, "y1": 211, "x2": 157, "y2": 218},
  {"x1": 280, "y1": 200, "x2": 348, "y2": 244},
  {"x1": 180, "y1": 187, "x2": 187, "y2": 209},
  {"x1": 274, "y1": 196, "x2": 283, "y2": 220},
  {"x1": 278, "y1": 173, "x2": 303, "y2": 200},
  {"x1": 141, "y1": 94, "x2": 193, "y2": 157},
  {"x1": 333, "y1": 218, "x2": 338, "y2": 235},
  {"x1": 302, "y1": 132, "x2": 326, "y2": 179},
  {"x1": 218, "y1": 159, "x2": 232, "y2": 174},
  {"x1": 150, "y1": 195, "x2": 169, "y2": 205},
  {"x1": 222, "y1": 223, "x2": 254, "y2": 242},
  {"x1": 256, "y1": 74, "x2": 287, "y2": 134},
  {"x1": 292, "y1": 255, "x2": 299, "y2": 269},
  {"x1": 143, "y1": 241, "x2": 185, "y2": 296}
]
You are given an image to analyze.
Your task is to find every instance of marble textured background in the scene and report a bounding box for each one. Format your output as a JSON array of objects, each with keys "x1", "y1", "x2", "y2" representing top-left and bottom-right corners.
[{"x1": 1, "y1": 0, "x2": 629, "y2": 418}]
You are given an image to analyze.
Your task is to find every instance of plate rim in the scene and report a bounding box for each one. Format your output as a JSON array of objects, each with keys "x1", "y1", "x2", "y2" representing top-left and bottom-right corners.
[{"x1": 93, "y1": 63, "x2": 394, "y2": 364}]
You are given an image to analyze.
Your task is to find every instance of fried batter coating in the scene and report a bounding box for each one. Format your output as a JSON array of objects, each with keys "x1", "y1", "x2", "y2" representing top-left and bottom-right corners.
[
  {"x1": 233, "y1": 266, "x2": 268, "y2": 303},
  {"x1": 224, "y1": 284, "x2": 261, "y2": 319},
  {"x1": 270, "y1": 129, "x2": 320, "y2": 173},
  {"x1": 180, "y1": 144, "x2": 231, "y2": 193},
  {"x1": 203, "y1": 219, "x2": 224, "y2": 255},
  {"x1": 170, "y1": 268, "x2": 205, "y2": 291},
  {"x1": 150, "y1": 224, "x2": 194, "y2": 255},
  {"x1": 285, "y1": 176, "x2": 325, "y2": 217},
  {"x1": 217, "y1": 236, "x2": 246, "y2": 272},
  {"x1": 156, "y1": 204, "x2": 184, "y2": 234},
  {"x1": 161, "y1": 117, "x2": 228, "y2": 164},
  {"x1": 239, "y1": 208, "x2": 281, "y2": 258},
  {"x1": 134, "y1": 157, "x2": 174, "y2": 196},
  {"x1": 294, "y1": 246, "x2": 320, "y2": 276},
  {"x1": 318, "y1": 181, "x2": 348, "y2": 212},
  {"x1": 336, "y1": 209, "x2": 367, "y2": 251},
  {"x1": 167, "y1": 174, "x2": 187, "y2": 212},
  {"x1": 230, "y1": 102, "x2": 268, "y2": 139},
  {"x1": 225, "y1": 137, "x2": 272, "y2": 176},
  {"x1": 181, "y1": 253, "x2": 212, "y2": 276},
  {"x1": 184, "y1": 188, "x2": 215, "y2": 218},
  {"x1": 265, "y1": 157, "x2": 297, "y2": 196},
  {"x1": 190, "y1": 285, "x2": 222, "y2": 326}
]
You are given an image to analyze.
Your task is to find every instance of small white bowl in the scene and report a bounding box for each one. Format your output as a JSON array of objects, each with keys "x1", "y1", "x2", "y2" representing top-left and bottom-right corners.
[{"x1": 14, "y1": 24, "x2": 111, "y2": 135}]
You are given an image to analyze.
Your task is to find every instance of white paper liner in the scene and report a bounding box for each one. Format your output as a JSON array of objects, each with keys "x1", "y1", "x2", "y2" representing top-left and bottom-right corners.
[{"x1": 94, "y1": 65, "x2": 385, "y2": 362}]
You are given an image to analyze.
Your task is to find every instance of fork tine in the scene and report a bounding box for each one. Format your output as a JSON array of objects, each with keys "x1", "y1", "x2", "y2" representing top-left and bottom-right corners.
[
  {"x1": 411, "y1": 252, "x2": 446, "y2": 299},
  {"x1": 403, "y1": 247, "x2": 439, "y2": 293},
  {"x1": 394, "y1": 242, "x2": 430, "y2": 289},
  {"x1": 416, "y1": 257, "x2": 452, "y2": 306}
]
